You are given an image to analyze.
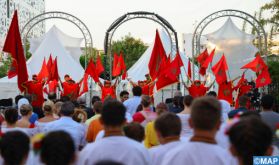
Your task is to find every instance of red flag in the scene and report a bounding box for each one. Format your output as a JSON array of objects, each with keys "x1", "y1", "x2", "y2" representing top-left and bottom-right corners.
[
  {"x1": 148, "y1": 30, "x2": 167, "y2": 80},
  {"x1": 37, "y1": 58, "x2": 49, "y2": 82},
  {"x1": 156, "y1": 74, "x2": 178, "y2": 91},
  {"x1": 112, "y1": 53, "x2": 121, "y2": 77},
  {"x1": 50, "y1": 57, "x2": 59, "y2": 81},
  {"x1": 96, "y1": 55, "x2": 104, "y2": 76},
  {"x1": 187, "y1": 60, "x2": 192, "y2": 79},
  {"x1": 47, "y1": 55, "x2": 53, "y2": 73},
  {"x1": 202, "y1": 48, "x2": 215, "y2": 69},
  {"x1": 85, "y1": 59, "x2": 99, "y2": 82},
  {"x1": 212, "y1": 55, "x2": 228, "y2": 85},
  {"x1": 118, "y1": 53, "x2": 127, "y2": 79},
  {"x1": 256, "y1": 69, "x2": 271, "y2": 88},
  {"x1": 235, "y1": 72, "x2": 245, "y2": 89},
  {"x1": 43, "y1": 80, "x2": 58, "y2": 95},
  {"x1": 218, "y1": 81, "x2": 233, "y2": 104},
  {"x1": 196, "y1": 48, "x2": 209, "y2": 66},
  {"x1": 79, "y1": 74, "x2": 89, "y2": 96},
  {"x1": 24, "y1": 81, "x2": 44, "y2": 107},
  {"x1": 241, "y1": 54, "x2": 267, "y2": 73},
  {"x1": 2, "y1": 10, "x2": 28, "y2": 92},
  {"x1": 62, "y1": 82, "x2": 79, "y2": 100}
]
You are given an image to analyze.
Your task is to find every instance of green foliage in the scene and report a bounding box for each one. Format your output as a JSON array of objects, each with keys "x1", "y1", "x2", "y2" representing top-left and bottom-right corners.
[
  {"x1": 268, "y1": 60, "x2": 279, "y2": 83},
  {"x1": 261, "y1": 0, "x2": 279, "y2": 23},
  {"x1": 111, "y1": 33, "x2": 148, "y2": 70},
  {"x1": 0, "y1": 55, "x2": 12, "y2": 78}
]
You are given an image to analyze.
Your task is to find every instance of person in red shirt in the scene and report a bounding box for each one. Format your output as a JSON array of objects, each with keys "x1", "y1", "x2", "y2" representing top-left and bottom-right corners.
[
  {"x1": 133, "y1": 95, "x2": 156, "y2": 126},
  {"x1": 183, "y1": 77, "x2": 214, "y2": 98},
  {"x1": 234, "y1": 79, "x2": 252, "y2": 108},
  {"x1": 218, "y1": 76, "x2": 240, "y2": 105},
  {"x1": 61, "y1": 75, "x2": 83, "y2": 101},
  {"x1": 22, "y1": 74, "x2": 45, "y2": 108},
  {"x1": 128, "y1": 74, "x2": 155, "y2": 96},
  {"x1": 98, "y1": 80, "x2": 118, "y2": 101}
]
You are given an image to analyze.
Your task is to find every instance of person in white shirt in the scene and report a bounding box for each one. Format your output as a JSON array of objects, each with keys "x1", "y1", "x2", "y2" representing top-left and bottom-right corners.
[
  {"x1": 149, "y1": 112, "x2": 182, "y2": 165},
  {"x1": 44, "y1": 101, "x2": 86, "y2": 150},
  {"x1": 162, "y1": 96, "x2": 229, "y2": 165},
  {"x1": 123, "y1": 86, "x2": 142, "y2": 116},
  {"x1": 177, "y1": 95, "x2": 193, "y2": 141},
  {"x1": 78, "y1": 100, "x2": 150, "y2": 165}
]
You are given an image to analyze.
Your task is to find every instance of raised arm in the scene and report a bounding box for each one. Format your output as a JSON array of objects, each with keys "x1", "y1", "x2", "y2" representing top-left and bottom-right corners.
[
  {"x1": 231, "y1": 76, "x2": 241, "y2": 83},
  {"x1": 128, "y1": 78, "x2": 137, "y2": 87}
]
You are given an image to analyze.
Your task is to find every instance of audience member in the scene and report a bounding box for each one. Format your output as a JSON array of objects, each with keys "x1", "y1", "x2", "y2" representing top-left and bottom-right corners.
[
  {"x1": 123, "y1": 122, "x2": 145, "y2": 142},
  {"x1": 120, "y1": 90, "x2": 129, "y2": 103},
  {"x1": 133, "y1": 95, "x2": 156, "y2": 126},
  {"x1": 228, "y1": 95, "x2": 249, "y2": 119},
  {"x1": 124, "y1": 86, "x2": 142, "y2": 116}
]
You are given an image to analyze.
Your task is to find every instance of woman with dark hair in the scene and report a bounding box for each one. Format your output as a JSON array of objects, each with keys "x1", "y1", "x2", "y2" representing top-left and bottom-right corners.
[
  {"x1": 0, "y1": 131, "x2": 30, "y2": 165},
  {"x1": 40, "y1": 131, "x2": 76, "y2": 165},
  {"x1": 228, "y1": 118, "x2": 273, "y2": 165}
]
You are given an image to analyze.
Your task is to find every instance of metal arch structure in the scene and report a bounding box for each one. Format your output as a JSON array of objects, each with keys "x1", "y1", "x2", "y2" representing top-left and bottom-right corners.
[
  {"x1": 104, "y1": 11, "x2": 179, "y2": 80},
  {"x1": 192, "y1": 9, "x2": 267, "y2": 80},
  {"x1": 21, "y1": 11, "x2": 93, "y2": 58}
]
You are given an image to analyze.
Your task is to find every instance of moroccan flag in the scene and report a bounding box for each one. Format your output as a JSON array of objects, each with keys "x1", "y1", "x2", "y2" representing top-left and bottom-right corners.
[
  {"x1": 188, "y1": 59, "x2": 192, "y2": 79},
  {"x1": 37, "y1": 58, "x2": 49, "y2": 82},
  {"x1": 25, "y1": 81, "x2": 44, "y2": 107},
  {"x1": 79, "y1": 74, "x2": 89, "y2": 96},
  {"x1": 47, "y1": 55, "x2": 53, "y2": 73},
  {"x1": 148, "y1": 30, "x2": 167, "y2": 80},
  {"x1": 212, "y1": 55, "x2": 228, "y2": 85},
  {"x1": 202, "y1": 48, "x2": 215, "y2": 69},
  {"x1": 197, "y1": 48, "x2": 209, "y2": 66},
  {"x1": 50, "y1": 57, "x2": 59, "y2": 81},
  {"x1": 96, "y1": 55, "x2": 104, "y2": 76},
  {"x1": 235, "y1": 72, "x2": 245, "y2": 89},
  {"x1": 118, "y1": 53, "x2": 127, "y2": 79},
  {"x1": 112, "y1": 53, "x2": 121, "y2": 77},
  {"x1": 218, "y1": 81, "x2": 233, "y2": 104},
  {"x1": 62, "y1": 82, "x2": 79, "y2": 100},
  {"x1": 85, "y1": 59, "x2": 99, "y2": 82},
  {"x1": 156, "y1": 74, "x2": 178, "y2": 91},
  {"x1": 241, "y1": 54, "x2": 267, "y2": 73},
  {"x1": 256, "y1": 69, "x2": 271, "y2": 88},
  {"x1": 2, "y1": 10, "x2": 28, "y2": 92}
]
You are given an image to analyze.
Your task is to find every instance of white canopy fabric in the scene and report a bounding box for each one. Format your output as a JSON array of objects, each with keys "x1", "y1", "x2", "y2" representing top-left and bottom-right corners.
[
  {"x1": 205, "y1": 17, "x2": 258, "y2": 80},
  {"x1": 29, "y1": 25, "x2": 83, "y2": 63}
]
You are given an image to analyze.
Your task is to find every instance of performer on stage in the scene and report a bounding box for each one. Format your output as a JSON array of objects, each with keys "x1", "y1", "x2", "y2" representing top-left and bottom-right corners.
[
  {"x1": 61, "y1": 75, "x2": 83, "y2": 101},
  {"x1": 22, "y1": 74, "x2": 45, "y2": 108},
  {"x1": 183, "y1": 76, "x2": 214, "y2": 98},
  {"x1": 98, "y1": 80, "x2": 118, "y2": 101},
  {"x1": 128, "y1": 74, "x2": 155, "y2": 96},
  {"x1": 234, "y1": 79, "x2": 252, "y2": 108}
]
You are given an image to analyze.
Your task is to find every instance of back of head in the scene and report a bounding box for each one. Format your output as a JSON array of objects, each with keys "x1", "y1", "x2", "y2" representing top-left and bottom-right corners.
[
  {"x1": 60, "y1": 101, "x2": 75, "y2": 116},
  {"x1": 172, "y1": 96, "x2": 181, "y2": 106},
  {"x1": 132, "y1": 86, "x2": 142, "y2": 97},
  {"x1": 261, "y1": 94, "x2": 274, "y2": 110},
  {"x1": 206, "y1": 91, "x2": 217, "y2": 97},
  {"x1": 228, "y1": 118, "x2": 273, "y2": 165},
  {"x1": 141, "y1": 95, "x2": 151, "y2": 108},
  {"x1": 155, "y1": 102, "x2": 168, "y2": 116},
  {"x1": 48, "y1": 93, "x2": 57, "y2": 101},
  {"x1": 93, "y1": 101, "x2": 103, "y2": 114},
  {"x1": 20, "y1": 104, "x2": 33, "y2": 116},
  {"x1": 183, "y1": 95, "x2": 193, "y2": 107},
  {"x1": 43, "y1": 100, "x2": 54, "y2": 114},
  {"x1": 0, "y1": 131, "x2": 30, "y2": 165},
  {"x1": 238, "y1": 95, "x2": 249, "y2": 108},
  {"x1": 72, "y1": 108, "x2": 87, "y2": 123},
  {"x1": 91, "y1": 96, "x2": 101, "y2": 105},
  {"x1": 4, "y1": 108, "x2": 18, "y2": 125},
  {"x1": 191, "y1": 96, "x2": 221, "y2": 131},
  {"x1": 17, "y1": 98, "x2": 29, "y2": 111},
  {"x1": 154, "y1": 112, "x2": 181, "y2": 138},
  {"x1": 54, "y1": 101, "x2": 63, "y2": 115},
  {"x1": 123, "y1": 122, "x2": 145, "y2": 142},
  {"x1": 120, "y1": 90, "x2": 129, "y2": 97},
  {"x1": 40, "y1": 131, "x2": 75, "y2": 165},
  {"x1": 101, "y1": 100, "x2": 126, "y2": 126}
]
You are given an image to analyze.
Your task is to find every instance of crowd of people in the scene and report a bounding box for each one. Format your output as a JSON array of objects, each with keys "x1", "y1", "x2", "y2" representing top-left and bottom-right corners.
[{"x1": 0, "y1": 82, "x2": 278, "y2": 165}]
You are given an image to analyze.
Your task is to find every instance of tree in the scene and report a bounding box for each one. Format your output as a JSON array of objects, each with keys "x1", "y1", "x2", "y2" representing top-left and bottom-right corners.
[
  {"x1": 111, "y1": 34, "x2": 148, "y2": 70},
  {"x1": 261, "y1": 0, "x2": 279, "y2": 24}
]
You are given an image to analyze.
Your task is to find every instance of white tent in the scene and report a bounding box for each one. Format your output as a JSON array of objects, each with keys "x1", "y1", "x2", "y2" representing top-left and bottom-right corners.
[
  {"x1": 205, "y1": 17, "x2": 258, "y2": 80},
  {"x1": 29, "y1": 25, "x2": 83, "y2": 63},
  {"x1": 0, "y1": 26, "x2": 84, "y2": 99}
]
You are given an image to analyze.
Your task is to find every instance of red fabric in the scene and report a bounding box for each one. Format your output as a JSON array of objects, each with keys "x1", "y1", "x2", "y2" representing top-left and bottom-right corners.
[
  {"x1": 235, "y1": 84, "x2": 252, "y2": 108},
  {"x1": 50, "y1": 57, "x2": 59, "y2": 81},
  {"x1": 112, "y1": 53, "x2": 121, "y2": 77},
  {"x1": 118, "y1": 53, "x2": 127, "y2": 80},
  {"x1": 200, "y1": 48, "x2": 215, "y2": 76},
  {"x1": 37, "y1": 58, "x2": 49, "y2": 82},
  {"x1": 47, "y1": 55, "x2": 53, "y2": 73},
  {"x1": 25, "y1": 81, "x2": 44, "y2": 107},
  {"x1": 96, "y1": 55, "x2": 104, "y2": 76},
  {"x1": 101, "y1": 86, "x2": 116, "y2": 101},
  {"x1": 141, "y1": 83, "x2": 155, "y2": 96},
  {"x1": 132, "y1": 112, "x2": 145, "y2": 123},
  {"x1": 235, "y1": 72, "x2": 245, "y2": 89},
  {"x1": 196, "y1": 49, "x2": 209, "y2": 66},
  {"x1": 3, "y1": 11, "x2": 28, "y2": 92},
  {"x1": 241, "y1": 54, "x2": 267, "y2": 73},
  {"x1": 85, "y1": 59, "x2": 99, "y2": 82},
  {"x1": 188, "y1": 60, "x2": 192, "y2": 79},
  {"x1": 188, "y1": 84, "x2": 207, "y2": 98},
  {"x1": 62, "y1": 82, "x2": 79, "y2": 100},
  {"x1": 44, "y1": 80, "x2": 58, "y2": 94},
  {"x1": 79, "y1": 74, "x2": 89, "y2": 96},
  {"x1": 218, "y1": 81, "x2": 233, "y2": 104},
  {"x1": 148, "y1": 30, "x2": 167, "y2": 80},
  {"x1": 256, "y1": 69, "x2": 271, "y2": 88},
  {"x1": 212, "y1": 55, "x2": 228, "y2": 85}
]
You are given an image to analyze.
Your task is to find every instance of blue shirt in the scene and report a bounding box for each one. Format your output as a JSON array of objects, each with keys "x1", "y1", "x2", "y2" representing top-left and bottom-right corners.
[
  {"x1": 124, "y1": 96, "x2": 142, "y2": 116},
  {"x1": 228, "y1": 107, "x2": 248, "y2": 119}
]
